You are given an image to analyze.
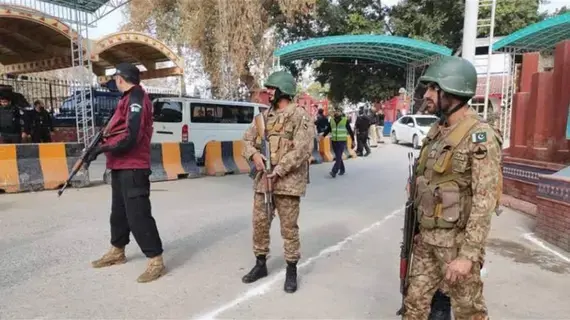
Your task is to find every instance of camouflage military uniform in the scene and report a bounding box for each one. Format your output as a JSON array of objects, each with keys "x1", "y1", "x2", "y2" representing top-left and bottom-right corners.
[
  {"x1": 240, "y1": 70, "x2": 314, "y2": 293},
  {"x1": 403, "y1": 56, "x2": 502, "y2": 320},
  {"x1": 242, "y1": 103, "x2": 314, "y2": 261}
]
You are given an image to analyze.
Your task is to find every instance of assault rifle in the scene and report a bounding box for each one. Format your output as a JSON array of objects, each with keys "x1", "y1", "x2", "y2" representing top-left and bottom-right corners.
[
  {"x1": 397, "y1": 151, "x2": 419, "y2": 317},
  {"x1": 251, "y1": 113, "x2": 274, "y2": 220},
  {"x1": 57, "y1": 113, "x2": 115, "y2": 197}
]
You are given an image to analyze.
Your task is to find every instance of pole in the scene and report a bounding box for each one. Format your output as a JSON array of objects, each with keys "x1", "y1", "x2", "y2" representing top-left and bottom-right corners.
[
  {"x1": 461, "y1": 0, "x2": 480, "y2": 64},
  {"x1": 483, "y1": 0, "x2": 497, "y2": 121}
]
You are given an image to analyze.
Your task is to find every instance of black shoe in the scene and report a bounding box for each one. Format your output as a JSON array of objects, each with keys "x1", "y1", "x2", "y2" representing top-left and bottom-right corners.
[
  {"x1": 339, "y1": 170, "x2": 345, "y2": 176},
  {"x1": 284, "y1": 261, "x2": 298, "y2": 293},
  {"x1": 329, "y1": 171, "x2": 336, "y2": 178},
  {"x1": 242, "y1": 255, "x2": 268, "y2": 284}
]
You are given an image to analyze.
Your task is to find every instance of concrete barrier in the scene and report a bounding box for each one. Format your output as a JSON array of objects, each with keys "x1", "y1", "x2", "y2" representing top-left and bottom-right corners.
[
  {"x1": 204, "y1": 140, "x2": 251, "y2": 176},
  {"x1": 318, "y1": 136, "x2": 334, "y2": 162},
  {"x1": 344, "y1": 135, "x2": 358, "y2": 159},
  {"x1": 0, "y1": 143, "x2": 89, "y2": 193},
  {"x1": 103, "y1": 142, "x2": 200, "y2": 184}
]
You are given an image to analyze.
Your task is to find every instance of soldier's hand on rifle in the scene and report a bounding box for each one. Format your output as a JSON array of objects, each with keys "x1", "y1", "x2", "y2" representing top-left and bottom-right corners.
[{"x1": 252, "y1": 153, "x2": 266, "y2": 171}]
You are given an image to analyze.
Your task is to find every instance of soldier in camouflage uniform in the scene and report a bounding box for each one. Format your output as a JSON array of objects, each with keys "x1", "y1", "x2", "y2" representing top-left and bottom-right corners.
[
  {"x1": 241, "y1": 70, "x2": 315, "y2": 293},
  {"x1": 403, "y1": 56, "x2": 502, "y2": 320}
]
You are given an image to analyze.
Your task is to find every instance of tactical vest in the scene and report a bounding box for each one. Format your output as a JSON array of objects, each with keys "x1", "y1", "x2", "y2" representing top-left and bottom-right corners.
[
  {"x1": 415, "y1": 116, "x2": 498, "y2": 229},
  {"x1": 330, "y1": 117, "x2": 348, "y2": 141},
  {"x1": 260, "y1": 105, "x2": 298, "y2": 166}
]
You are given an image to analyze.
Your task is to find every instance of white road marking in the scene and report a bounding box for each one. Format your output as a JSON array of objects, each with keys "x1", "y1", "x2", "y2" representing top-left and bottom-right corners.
[
  {"x1": 521, "y1": 232, "x2": 570, "y2": 263},
  {"x1": 192, "y1": 207, "x2": 404, "y2": 320}
]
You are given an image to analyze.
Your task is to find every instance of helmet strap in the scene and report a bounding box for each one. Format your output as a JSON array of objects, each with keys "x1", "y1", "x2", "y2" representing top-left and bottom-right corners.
[{"x1": 269, "y1": 88, "x2": 292, "y2": 108}]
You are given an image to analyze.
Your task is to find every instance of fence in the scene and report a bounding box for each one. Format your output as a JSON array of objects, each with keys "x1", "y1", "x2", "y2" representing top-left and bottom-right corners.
[{"x1": 0, "y1": 74, "x2": 184, "y2": 127}]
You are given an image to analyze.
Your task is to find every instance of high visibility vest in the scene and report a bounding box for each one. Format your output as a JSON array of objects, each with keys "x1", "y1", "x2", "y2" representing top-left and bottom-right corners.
[{"x1": 330, "y1": 117, "x2": 348, "y2": 141}]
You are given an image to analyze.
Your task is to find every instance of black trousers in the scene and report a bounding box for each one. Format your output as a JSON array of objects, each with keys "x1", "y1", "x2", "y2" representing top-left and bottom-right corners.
[
  {"x1": 31, "y1": 130, "x2": 52, "y2": 143},
  {"x1": 331, "y1": 141, "x2": 346, "y2": 174},
  {"x1": 356, "y1": 134, "x2": 370, "y2": 155},
  {"x1": 110, "y1": 169, "x2": 163, "y2": 258}
]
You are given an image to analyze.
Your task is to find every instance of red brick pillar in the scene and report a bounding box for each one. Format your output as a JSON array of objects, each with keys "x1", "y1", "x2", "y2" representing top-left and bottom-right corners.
[
  {"x1": 552, "y1": 40, "x2": 570, "y2": 162},
  {"x1": 512, "y1": 92, "x2": 530, "y2": 158},
  {"x1": 519, "y1": 53, "x2": 539, "y2": 93},
  {"x1": 530, "y1": 72, "x2": 554, "y2": 161}
]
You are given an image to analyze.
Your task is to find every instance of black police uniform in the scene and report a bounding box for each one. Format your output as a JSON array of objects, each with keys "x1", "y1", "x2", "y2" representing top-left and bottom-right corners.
[
  {"x1": 0, "y1": 99, "x2": 23, "y2": 144},
  {"x1": 28, "y1": 107, "x2": 53, "y2": 143}
]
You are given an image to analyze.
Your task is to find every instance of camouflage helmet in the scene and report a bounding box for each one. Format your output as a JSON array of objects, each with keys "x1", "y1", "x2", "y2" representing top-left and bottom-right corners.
[
  {"x1": 264, "y1": 71, "x2": 296, "y2": 96},
  {"x1": 418, "y1": 56, "x2": 477, "y2": 98}
]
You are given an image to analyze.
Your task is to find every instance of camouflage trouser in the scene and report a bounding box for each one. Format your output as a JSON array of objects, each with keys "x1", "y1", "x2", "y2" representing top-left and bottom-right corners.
[
  {"x1": 252, "y1": 193, "x2": 300, "y2": 262},
  {"x1": 403, "y1": 240, "x2": 488, "y2": 320}
]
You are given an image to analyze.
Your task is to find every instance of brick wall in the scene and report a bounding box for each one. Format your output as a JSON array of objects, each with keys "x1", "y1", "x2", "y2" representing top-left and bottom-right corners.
[
  {"x1": 503, "y1": 179, "x2": 537, "y2": 205},
  {"x1": 535, "y1": 197, "x2": 570, "y2": 251}
]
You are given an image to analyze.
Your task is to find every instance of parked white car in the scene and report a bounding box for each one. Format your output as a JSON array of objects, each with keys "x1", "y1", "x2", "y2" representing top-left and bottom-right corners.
[{"x1": 390, "y1": 114, "x2": 439, "y2": 149}]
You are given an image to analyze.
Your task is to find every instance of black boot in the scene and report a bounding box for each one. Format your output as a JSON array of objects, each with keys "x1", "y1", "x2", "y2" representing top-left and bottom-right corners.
[
  {"x1": 428, "y1": 290, "x2": 452, "y2": 320},
  {"x1": 242, "y1": 255, "x2": 268, "y2": 284},
  {"x1": 284, "y1": 261, "x2": 298, "y2": 293}
]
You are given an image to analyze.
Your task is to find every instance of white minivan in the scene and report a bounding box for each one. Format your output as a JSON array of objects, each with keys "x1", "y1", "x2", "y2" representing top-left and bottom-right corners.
[{"x1": 151, "y1": 97, "x2": 268, "y2": 161}]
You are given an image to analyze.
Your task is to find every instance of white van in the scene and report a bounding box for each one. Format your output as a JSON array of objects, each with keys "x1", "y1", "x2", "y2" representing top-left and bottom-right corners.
[{"x1": 151, "y1": 97, "x2": 268, "y2": 161}]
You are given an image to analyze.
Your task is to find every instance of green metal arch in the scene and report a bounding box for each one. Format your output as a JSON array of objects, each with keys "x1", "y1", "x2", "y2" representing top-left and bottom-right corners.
[
  {"x1": 492, "y1": 12, "x2": 570, "y2": 53},
  {"x1": 273, "y1": 34, "x2": 453, "y2": 67}
]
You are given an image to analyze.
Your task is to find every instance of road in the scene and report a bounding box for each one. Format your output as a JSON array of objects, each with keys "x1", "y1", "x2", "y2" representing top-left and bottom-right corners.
[{"x1": 1, "y1": 143, "x2": 570, "y2": 319}]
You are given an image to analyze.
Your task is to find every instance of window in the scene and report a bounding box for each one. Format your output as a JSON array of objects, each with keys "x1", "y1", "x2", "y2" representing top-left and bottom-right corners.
[
  {"x1": 414, "y1": 117, "x2": 438, "y2": 127},
  {"x1": 399, "y1": 116, "x2": 411, "y2": 125},
  {"x1": 190, "y1": 103, "x2": 254, "y2": 124},
  {"x1": 153, "y1": 101, "x2": 183, "y2": 123}
]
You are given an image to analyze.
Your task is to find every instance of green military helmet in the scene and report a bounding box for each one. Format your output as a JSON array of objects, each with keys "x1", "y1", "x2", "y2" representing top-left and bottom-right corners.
[
  {"x1": 418, "y1": 56, "x2": 477, "y2": 98},
  {"x1": 264, "y1": 70, "x2": 297, "y2": 97}
]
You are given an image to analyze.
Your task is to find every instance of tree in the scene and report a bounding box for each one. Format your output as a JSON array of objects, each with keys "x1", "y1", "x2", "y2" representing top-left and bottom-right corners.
[
  {"x1": 388, "y1": 0, "x2": 550, "y2": 51},
  {"x1": 123, "y1": 0, "x2": 316, "y2": 99},
  {"x1": 277, "y1": 0, "x2": 404, "y2": 103}
]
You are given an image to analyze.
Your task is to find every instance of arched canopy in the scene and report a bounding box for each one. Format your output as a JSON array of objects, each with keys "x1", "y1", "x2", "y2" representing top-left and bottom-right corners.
[
  {"x1": 0, "y1": 4, "x2": 81, "y2": 74},
  {"x1": 92, "y1": 31, "x2": 184, "y2": 82},
  {"x1": 273, "y1": 35, "x2": 452, "y2": 67},
  {"x1": 493, "y1": 12, "x2": 570, "y2": 53}
]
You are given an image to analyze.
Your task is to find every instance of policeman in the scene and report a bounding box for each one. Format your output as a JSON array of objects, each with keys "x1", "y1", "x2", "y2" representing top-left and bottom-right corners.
[
  {"x1": 321, "y1": 106, "x2": 354, "y2": 177},
  {"x1": 28, "y1": 100, "x2": 54, "y2": 143},
  {"x1": 0, "y1": 93, "x2": 25, "y2": 143},
  {"x1": 241, "y1": 70, "x2": 315, "y2": 293},
  {"x1": 86, "y1": 63, "x2": 166, "y2": 283},
  {"x1": 355, "y1": 108, "x2": 371, "y2": 156},
  {"x1": 403, "y1": 56, "x2": 502, "y2": 319}
]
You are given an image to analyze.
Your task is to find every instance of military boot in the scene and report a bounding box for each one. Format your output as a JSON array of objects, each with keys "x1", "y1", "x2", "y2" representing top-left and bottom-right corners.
[
  {"x1": 91, "y1": 246, "x2": 127, "y2": 268},
  {"x1": 137, "y1": 255, "x2": 166, "y2": 283},
  {"x1": 284, "y1": 261, "x2": 298, "y2": 293},
  {"x1": 242, "y1": 255, "x2": 268, "y2": 283}
]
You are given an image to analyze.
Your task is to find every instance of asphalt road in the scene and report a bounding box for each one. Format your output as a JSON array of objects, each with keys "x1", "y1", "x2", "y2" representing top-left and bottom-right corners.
[{"x1": 1, "y1": 142, "x2": 569, "y2": 319}]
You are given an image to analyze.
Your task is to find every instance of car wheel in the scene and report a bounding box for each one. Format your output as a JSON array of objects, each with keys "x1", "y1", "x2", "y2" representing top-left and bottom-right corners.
[
  {"x1": 412, "y1": 135, "x2": 420, "y2": 149},
  {"x1": 391, "y1": 131, "x2": 398, "y2": 144}
]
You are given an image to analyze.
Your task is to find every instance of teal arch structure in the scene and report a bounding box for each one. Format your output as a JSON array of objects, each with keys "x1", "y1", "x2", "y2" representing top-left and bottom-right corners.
[
  {"x1": 273, "y1": 34, "x2": 452, "y2": 101},
  {"x1": 273, "y1": 34, "x2": 452, "y2": 67},
  {"x1": 493, "y1": 12, "x2": 570, "y2": 53}
]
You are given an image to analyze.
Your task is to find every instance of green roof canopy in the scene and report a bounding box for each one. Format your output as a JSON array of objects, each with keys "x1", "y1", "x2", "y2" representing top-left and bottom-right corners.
[
  {"x1": 39, "y1": 0, "x2": 111, "y2": 13},
  {"x1": 273, "y1": 35, "x2": 452, "y2": 67},
  {"x1": 493, "y1": 12, "x2": 570, "y2": 53}
]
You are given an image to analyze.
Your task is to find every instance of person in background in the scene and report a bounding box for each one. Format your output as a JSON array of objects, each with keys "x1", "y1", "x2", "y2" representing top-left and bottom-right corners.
[
  {"x1": 321, "y1": 106, "x2": 354, "y2": 178},
  {"x1": 355, "y1": 109, "x2": 371, "y2": 157},
  {"x1": 28, "y1": 100, "x2": 54, "y2": 143},
  {"x1": 0, "y1": 93, "x2": 26, "y2": 144},
  {"x1": 314, "y1": 108, "x2": 329, "y2": 134},
  {"x1": 376, "y1": 108, "x2": 385, "y2": 143}
]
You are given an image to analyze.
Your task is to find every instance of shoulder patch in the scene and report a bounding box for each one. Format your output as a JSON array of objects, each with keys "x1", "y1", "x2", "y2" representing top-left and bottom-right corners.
[
  {"x1": 471, "y1": 131, "x2": 487, "y2": 144},
  {"x1": 130, "y1": 103, "x2": 142, "y2": 113}
]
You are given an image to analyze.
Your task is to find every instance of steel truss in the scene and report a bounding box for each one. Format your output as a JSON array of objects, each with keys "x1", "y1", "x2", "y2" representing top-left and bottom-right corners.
[{"x1": 0, "y1": 0, "x2": 131, "y2": 145}]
